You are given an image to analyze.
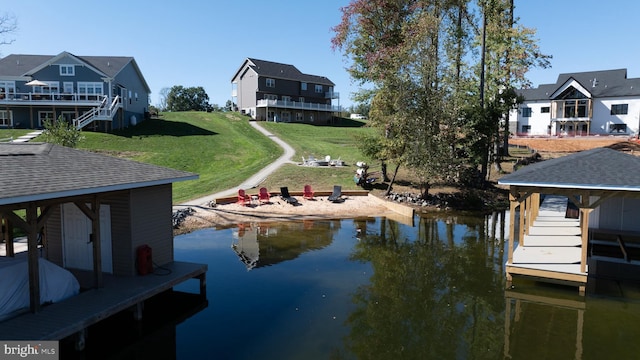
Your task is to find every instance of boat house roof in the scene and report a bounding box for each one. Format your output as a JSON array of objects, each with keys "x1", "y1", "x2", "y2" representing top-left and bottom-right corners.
[
  {"x1": 498, "y1": 147, "x2": 640, "y2": 192},
  {"x1": 0, "y1": 142, "x2": 197, "y2": 206}
]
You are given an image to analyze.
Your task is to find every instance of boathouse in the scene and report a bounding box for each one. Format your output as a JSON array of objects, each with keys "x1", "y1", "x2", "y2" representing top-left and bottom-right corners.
[
  {"x1": 0, "y1": 142, "x2": 207, "y2": 344},
  {"x1": 499, "y1": 146, "x2": 640, "y2": 294}
]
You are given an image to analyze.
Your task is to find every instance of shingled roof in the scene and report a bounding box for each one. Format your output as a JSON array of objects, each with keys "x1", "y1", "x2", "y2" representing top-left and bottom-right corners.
[
  {"x1": 518, "y1": 68, "x2": 640, "y2": 100},
  {"x1": 498, "y1": 147, "x2": 640, "y2": 191},
  {"x1": 234, "y1": 58, "x2": 335, "y2": 86},
  {"x1": 0, "y1": 52, "x2": 150, "y2": 92},
  {"x1": 0, "y1": 143, "x2": 197, "y2": 205}
]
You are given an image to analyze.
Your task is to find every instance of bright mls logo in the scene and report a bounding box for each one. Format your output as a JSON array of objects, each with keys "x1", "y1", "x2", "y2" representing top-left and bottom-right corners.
[{"x1": 1, "y1": 341, "x2": 58, "y2": 359}]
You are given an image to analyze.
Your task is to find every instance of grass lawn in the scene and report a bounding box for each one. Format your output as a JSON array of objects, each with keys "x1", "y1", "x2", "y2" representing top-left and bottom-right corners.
[
  {"x1": 1, "y1": 113, "x2": 379, "y2": 204},
  {"x1": 0, "y1": 129, "x2": 32, "y2": 142},
  {"x1": 257, "y1": 119, "x2": 378, "y2": 194}
]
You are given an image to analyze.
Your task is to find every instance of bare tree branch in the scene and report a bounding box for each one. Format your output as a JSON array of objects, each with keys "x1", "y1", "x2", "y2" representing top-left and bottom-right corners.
[{"x1": 0, "y1": 12, "x2": 18, "y2": 49}]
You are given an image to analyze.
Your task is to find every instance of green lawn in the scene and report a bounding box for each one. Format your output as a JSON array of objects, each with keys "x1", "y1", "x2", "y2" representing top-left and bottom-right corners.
[
  {"x1": 1, "y1": 113, "x2": 378, "y2": 204},
  {"x1": 258, "y1": 120, "x2": 377, "y2": 193},
  {"x1": 0, "y1": 129, "x2": 32, "y2": 142}
]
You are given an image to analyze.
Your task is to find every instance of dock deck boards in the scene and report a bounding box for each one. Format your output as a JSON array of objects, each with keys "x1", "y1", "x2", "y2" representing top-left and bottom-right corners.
[
  {"x1": 0, "y1": 261, "x2": 206, "y2": 340},
  {"x1": 513, "y1": 246, "x2": 581, "y2": 264},
  {"x1": 528, "y1": 225, "x2": 582, "y2": 236},
  {"x1": 523, "y1": 234, "x2": 582, "y2": 247},
  {"x1": 507, "y1": 195, "x2": 588, "y2": 287}
]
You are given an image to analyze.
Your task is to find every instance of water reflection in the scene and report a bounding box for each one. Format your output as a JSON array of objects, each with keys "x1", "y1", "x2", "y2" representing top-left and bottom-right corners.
[
  {"x1": 231, "y1": 220, "x2": 343, "y2": 270},
  {"x1": 60, "y1": 291, "x2": 208, "y2": 359},
  {"x1": 345, "y1": 215, "x2": 508, "y2": 359},
  {"x1": 61, "y1": 213, "x2": 640, "y2": 359}
]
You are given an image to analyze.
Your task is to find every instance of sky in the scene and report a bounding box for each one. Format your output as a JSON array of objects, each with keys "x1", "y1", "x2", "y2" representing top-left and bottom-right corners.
[{"x1": 2, "y1": 0, "x2": 640, "y2": 110}]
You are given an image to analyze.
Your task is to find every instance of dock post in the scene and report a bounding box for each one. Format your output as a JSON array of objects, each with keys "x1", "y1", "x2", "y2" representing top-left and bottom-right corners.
[
  {"x1": 198, "y1": 273, "x2": 207, "y2": 296},
  {"x1": 75, "y1": 329, "x2": 86, "y2": 351}
]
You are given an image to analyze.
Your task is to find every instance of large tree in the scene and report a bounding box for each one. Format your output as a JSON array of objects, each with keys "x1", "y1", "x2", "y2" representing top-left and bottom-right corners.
[
  {"x1": 333, "y1": 0, "x2": 474, "y2": 196},
  {"x1": 166, "y1": 86, "x2": 211, "y2": 112},
  {"x1": 333, "y1": 0, "x2": 550, "y2": 192},
  {"x1": 467, "y1": 0, "x2": 551, "y2": 181},
  {"x1": 157, "y1": 87, "x2": 170, "y2": 111}
]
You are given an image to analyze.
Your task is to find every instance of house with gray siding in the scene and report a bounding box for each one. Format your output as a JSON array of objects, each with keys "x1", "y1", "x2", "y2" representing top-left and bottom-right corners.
[
  {"x1": 231, "y1": 58, "x2": 340, "y2": 124},
  {"x1": 0, "y1": 51, "x2": 151, "y2": 131}
]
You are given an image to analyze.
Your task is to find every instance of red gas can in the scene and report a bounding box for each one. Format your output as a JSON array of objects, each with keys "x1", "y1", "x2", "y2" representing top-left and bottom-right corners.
[{"x1": 136, "y1": 244, "x2": 153, "y2": 275}]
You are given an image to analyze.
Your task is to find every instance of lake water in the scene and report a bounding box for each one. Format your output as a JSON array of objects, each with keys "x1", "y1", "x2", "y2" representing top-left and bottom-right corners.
[{"x1": 62, "y1": 214, "x2": 640, "y2": 359}]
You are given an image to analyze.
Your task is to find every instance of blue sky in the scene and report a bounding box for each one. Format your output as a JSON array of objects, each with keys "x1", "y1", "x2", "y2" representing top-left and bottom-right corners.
[{"x1": 2, "y1": 1, "x2": 639, "y2": 109}]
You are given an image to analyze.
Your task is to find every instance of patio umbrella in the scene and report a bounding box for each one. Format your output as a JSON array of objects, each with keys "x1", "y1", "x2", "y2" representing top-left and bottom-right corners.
[{"x1": 25, "y1": 79, "x2": 48, "y2": 87}]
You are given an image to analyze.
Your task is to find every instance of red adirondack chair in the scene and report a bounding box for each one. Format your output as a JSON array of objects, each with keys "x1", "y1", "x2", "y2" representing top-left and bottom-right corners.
[
  {"x1": 303, "y1": 184, "x2": 314, "y2": 200},
  {"x1": 237, "y1": 189, "x2": 250, "y2": 206},
  {"x1": 258, "y1": 187, "x2": 271, "y2": 205}
]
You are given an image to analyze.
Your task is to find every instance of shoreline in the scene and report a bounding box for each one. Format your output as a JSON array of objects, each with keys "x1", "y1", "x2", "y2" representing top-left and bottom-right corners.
[{"x1": 174, "y1": 193, "x2": 404, "y2": 235}]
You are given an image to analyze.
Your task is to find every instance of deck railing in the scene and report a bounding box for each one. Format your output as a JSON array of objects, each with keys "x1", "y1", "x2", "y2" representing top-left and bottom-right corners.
[
  {"x1": 257, "y1": 99, "x2": 341, "y2": 112},
  {"x1": 73, "y1": 96, "x2": 121, "y2": 129},
  {"x1": 0, "y1": 92, "x2": 104, "y2": 104}
]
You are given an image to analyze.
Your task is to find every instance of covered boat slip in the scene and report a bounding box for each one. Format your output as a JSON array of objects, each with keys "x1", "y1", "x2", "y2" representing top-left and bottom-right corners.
[
  {"x1": 0, "y1": 261, "x2": 206, "y2": 341},
  {"x1": 507, "y1": 194, "x2": 589, "y2": 293},
  {"x1": 500, "y1": 147, "x2": 640, "y2": 294}
]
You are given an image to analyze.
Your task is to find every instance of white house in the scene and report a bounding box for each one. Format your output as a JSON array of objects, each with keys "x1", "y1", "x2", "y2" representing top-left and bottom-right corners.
[{"x1": 509, "y1": 69, "x2": 640, "y2": 137}]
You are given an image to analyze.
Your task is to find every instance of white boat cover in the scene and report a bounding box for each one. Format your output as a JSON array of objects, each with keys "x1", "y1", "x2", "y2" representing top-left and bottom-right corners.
[{"x1": 0, "y1": 255, "x2": 80, "y2": 319}]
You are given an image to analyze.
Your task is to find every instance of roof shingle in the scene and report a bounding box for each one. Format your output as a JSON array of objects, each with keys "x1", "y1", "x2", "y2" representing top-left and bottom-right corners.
[
  {"x1": 0, "y1": 143, "x2": 197, "y2": 205},
  {"x1": 498, "y1": 148, "x2": 640, "y2": 191}
]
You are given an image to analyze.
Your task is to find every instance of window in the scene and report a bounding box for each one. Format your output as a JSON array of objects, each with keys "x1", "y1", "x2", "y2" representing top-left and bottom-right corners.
[
  {"x1": 77, "y1": 82, "x2": 103, "y2": 100},
  {"x1": 563, "y1": 100, "x2": 588, "y2": 118},
  {"x1": 282, "y1": 96, "x2": 291, "y2": 102},
  {"x1": 265, "y1": 94, "x2": 277, "y2": 100},
  {"x1": 0, "y1": 110, "x2": 12, "y2": 127},
  {"x1": 60, "y1": 65, "x2": 75, "y2": 76},
  {"x1": 299, "y1": 97, "x2": 304, "y2": 102},
  {"x1": 521, "y1": 107, "x2": 532, "y2": 117},
  {"x1": 0, "y1": 81, "x2": 16, "y2": 99},
  {"x1": 63, "y1": 82, "x2": 74, "y2": 94},
  {"x1": 38, "y1": 111, "x2": 54, "y2": 127},
  {"x1": 541, "y1": 107, "x2": 550, "y2": 113},
  {"x1": 301, "y1": 82, "x2": 307, "y2": 91},
  {"x1": 611, "y1": 104, "x2": 628, "y2": 115},
  {"x1": 61, "y1": 111, "x2": 76, "y2": 122},
  {"x1": 42, "y1": 82, "x2": 59, "y2": 94},
  {"x1": 266, "y1": 78, "x2": 275, "y2": 88},
  {"x1": 609, "y1": 123, "x2": 627, "y2": 133},
  {"x1": 315, "y1": 84, "x2": 323, "y2": 93},
  {"x1": 296, "y1": 113, "x2": 303, "y2": 121},
  {"x1": 521, "y1": 125, "x2": 531, "y2": 133}
]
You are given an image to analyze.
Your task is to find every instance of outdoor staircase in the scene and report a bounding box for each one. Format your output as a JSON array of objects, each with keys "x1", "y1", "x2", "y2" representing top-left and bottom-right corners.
[{"x1": 73, "y1": 95, "x2": 121, "y2": 129}]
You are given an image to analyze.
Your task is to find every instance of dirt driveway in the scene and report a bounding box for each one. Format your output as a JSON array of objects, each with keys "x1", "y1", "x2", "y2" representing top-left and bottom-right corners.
[{"x1": 509, "y1": 136, "x2": 640, "y2": 153}]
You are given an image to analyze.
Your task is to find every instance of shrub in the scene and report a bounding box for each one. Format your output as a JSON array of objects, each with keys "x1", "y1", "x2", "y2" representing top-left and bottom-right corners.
[{"x1": 40, "y1": 116, "x2": 84, "y2": 148}]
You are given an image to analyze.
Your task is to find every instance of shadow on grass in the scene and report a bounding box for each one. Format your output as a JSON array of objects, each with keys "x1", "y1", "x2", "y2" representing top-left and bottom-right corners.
[
  {"x1": 112, "y1": 118, "x2": 217, "y2": 138},
  {"x1": 289, "y1": 117, "x2": 367, "y2": 128}
]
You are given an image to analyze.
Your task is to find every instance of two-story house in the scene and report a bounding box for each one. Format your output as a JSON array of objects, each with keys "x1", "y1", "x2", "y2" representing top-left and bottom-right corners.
[
  {"x1": 509, "y1": 69, "x2": 640, "y2": 137},
  {"x1": 231, "y1": 58, "x2": 340, "y2": 124},
  {"x1": 0, "y1": 51, "x2": 151, "y2": 131}
]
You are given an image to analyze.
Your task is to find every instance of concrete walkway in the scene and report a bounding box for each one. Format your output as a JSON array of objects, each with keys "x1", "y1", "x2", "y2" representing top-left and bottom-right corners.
[
  {"x1": 5, "y1": 130, "x2": 43, "y2": 143},
  {"x1": 174, "y1": 121, "x2": 296, "y2": 210}
]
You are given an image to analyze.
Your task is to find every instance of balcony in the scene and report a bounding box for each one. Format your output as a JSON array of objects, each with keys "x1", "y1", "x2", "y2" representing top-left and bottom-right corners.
[
  {"x1": 550, "y1": 99, "x2": 593, "y2": 121},
  {"x1": 0, "y1": 92, "x2": 105, "y2": 106},
  {"x1": 325, "y1": 91, "x2": 339, "y2": 99},
  {"x1": 257, "y1": 99, "x2": 341, "y2": 112}
]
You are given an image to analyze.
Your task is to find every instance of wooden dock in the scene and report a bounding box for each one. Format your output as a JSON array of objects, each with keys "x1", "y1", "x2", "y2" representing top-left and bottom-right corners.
[
  {"x1": 506, "y1": 195, "x2": 588, "y2": 291},
  {"x1": 0, "y1": 261, "x2": 206, "y2": 341}
]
